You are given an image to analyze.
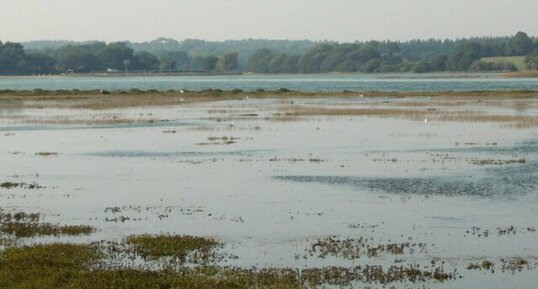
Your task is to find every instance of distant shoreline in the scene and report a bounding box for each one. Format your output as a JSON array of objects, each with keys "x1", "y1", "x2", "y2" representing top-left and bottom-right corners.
[
  {"x1": 0, "y1": 71, "x2": 536, "y2": 79},
  {"x1": 0, "y1": 71, "x2": 243, "y2": 78},
  {"x1": 1, "y1": 88, "x2": 537, "y2": 110}
]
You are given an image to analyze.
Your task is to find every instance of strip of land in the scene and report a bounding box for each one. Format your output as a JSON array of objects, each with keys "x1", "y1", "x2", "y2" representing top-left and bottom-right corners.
[
  {"x1": 1, "y1": 89, "x2": 537, "y2": 128},
  {"x1": 1, "y1": 89, "x2": 537, "y2": 110}
]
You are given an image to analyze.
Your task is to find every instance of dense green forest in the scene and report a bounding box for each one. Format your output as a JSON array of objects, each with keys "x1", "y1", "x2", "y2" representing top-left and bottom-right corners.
[
  {"x1": 0, "y1": 41, "x2": 240, "y2": 74},
  {"x1": 1, "y1": 31, "x2": 538, "y2": 75},
  {"x1": 244, "y1": 32, "x2": 538, "y2": 73}
]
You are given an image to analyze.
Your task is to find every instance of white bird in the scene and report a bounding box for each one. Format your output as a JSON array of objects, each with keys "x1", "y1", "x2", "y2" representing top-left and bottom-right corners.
[
  {"x1": 180, "y1": 90, "x2": 184, "y2": 94},
  {"x1": 424, "y1": 118, "x2": 428, "y2": 124},
  {"x1": 359, "y1": 94, "x2": 364, "y2": 98}
]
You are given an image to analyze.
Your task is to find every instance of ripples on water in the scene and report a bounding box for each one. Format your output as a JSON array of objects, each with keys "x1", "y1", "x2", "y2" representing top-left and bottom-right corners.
[{"x1": 275, "y1": 140, "x2": 538, "y2": 198}]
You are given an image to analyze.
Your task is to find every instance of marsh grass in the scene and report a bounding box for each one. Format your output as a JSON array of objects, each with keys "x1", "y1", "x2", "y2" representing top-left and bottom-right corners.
[
  {"x1": 0, "y1": 222, "x2": 95, "y2": 237},
  {"x1": 124, "y1": 234, "x2": 219, "y2": 260},
  {"x1": 0, "y1": 244, "x2": 101, "y2": 289},
  {"x1": 0, "y1": 242, "x2": 303, "y2": 289},
  {"x1": 0, "y1": 241, "x2": 458, "y2": 289}
]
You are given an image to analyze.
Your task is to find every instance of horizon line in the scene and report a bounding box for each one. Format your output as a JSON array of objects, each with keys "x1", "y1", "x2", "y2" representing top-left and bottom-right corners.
[{"x1": 10, "y1": 31, "x2": 535, "y2": 45}]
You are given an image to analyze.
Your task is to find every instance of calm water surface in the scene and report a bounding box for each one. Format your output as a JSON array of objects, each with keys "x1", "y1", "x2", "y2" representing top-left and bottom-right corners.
[{"x1": 2, "y1": 73, "x2": 538, "y2": 91}]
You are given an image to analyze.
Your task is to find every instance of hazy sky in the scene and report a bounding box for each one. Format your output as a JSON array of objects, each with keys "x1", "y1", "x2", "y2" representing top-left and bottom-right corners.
[{"x1": 1, "y1": 0, "x2": 537, "y2": 42}]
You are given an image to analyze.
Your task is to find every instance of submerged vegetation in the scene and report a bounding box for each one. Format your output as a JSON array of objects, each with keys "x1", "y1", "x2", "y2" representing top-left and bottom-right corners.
[
  {"x1": 307, "y1": 237, "x2": 426, "y2": 259},
  {"x1": 0, "y1": 182, "x2": 45, "y2": 189},
  {"x1": 0, "y1": 210, "x2": 95, "y2": 238},
  {"x1": 0, "y1": 222, "x2": 94, "y2": 238}
]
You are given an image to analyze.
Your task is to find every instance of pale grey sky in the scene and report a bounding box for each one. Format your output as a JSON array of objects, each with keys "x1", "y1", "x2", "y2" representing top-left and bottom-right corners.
[{"x1": 1, "y1": 0, "x2": 537, "y2": 42}]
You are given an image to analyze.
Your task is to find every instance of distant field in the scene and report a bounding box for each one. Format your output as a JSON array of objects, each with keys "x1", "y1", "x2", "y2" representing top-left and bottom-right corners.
[{"x1": 481, "y1": 56, "x2": 527, "y2": 71}]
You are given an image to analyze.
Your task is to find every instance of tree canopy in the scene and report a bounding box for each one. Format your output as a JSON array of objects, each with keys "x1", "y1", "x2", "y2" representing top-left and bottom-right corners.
[
  {"x1": 1, "y1": 31, "x2": 538, "y2": 75},
  {"x1": 242, "y1": 31, "x2": 538, "y2": 73}
]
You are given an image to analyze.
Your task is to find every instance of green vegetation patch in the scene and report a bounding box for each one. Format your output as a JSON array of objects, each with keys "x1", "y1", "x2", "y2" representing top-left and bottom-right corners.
[
  {"x1": 0, "y1": 243, "x2": 302, "y2": 289},
  {"x1": 0, "y1": 222, "x2": 95, "y2": 237},
  {"x1": 481, "y1": 56, "x2": 526, "y2": 71},
  {"x1": 0, "y1": 243, "x2": 101, "y2": 289},
  {"x1": 0, "y1": 242, "x2": 456, "y2": 289},
  {"x1": 124, "y1": 234, "x2": 219, "y2": 260},
  {"x1": 69, "y1": 268, "x2": 304, "y2": 289}
]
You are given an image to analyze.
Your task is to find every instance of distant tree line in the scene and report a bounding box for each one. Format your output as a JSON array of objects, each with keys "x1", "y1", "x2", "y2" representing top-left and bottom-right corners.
[
  {"x1": 2, "y1": 31, "x2": 538, "y2": 75},
  {"x1": 23, "y1": 38, "x2": 317, "y2": 69},
  {"x1": 245, "y1": 32, "x2": 538, "y2": 73},
  {"x1": 0, "y1": 42, "x2": 56, "y2": 74},
  {"x1": 0, "y1": 41, "x2": 239, "y2": 75}
]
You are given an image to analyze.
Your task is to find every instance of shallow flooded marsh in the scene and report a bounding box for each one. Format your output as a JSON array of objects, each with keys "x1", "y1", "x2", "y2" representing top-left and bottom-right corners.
[{"x1": 1, "y1": 94, "x2": 537, "y2": 288}]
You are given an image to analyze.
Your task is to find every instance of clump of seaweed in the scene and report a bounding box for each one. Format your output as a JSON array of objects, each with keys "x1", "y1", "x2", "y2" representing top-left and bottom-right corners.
[
  {"x1": 35, "y1": 152, "x2": 59, "y2": 156},
  {"x1": 0, "y1": 209, "x2": 94, "y2": 238},
  {"x1": 302, "y1": 264, "x2": 454, "y2": 286},
  {"x1": 307, "y1": 236, "x2": 425, "y2": 260},
  {"x1": 197, "y1": 136, "x2": 239, "y2": 145},
  {"x1": 501, "y1": 258, "x2": 530, "y2": 272},
  {"x1": 0, "y1": 182, "x2": 45, "y2": 189},
  {"x1": 467, "y1": 260, "x2": 495, "y2": 270},
  {"x1": 468, "y1": 158, "x2": 526, "y2": 165},
  {"x1": 0, "y1": 211, "x2": 40, "y2": 223},
  {"x1": 361, "y1": 265, "x2": 453, "y2": 283},
  {"x1": 466, "y1": 225, "x2": 535, "y2": 238}
]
